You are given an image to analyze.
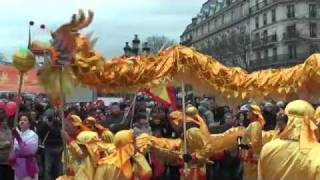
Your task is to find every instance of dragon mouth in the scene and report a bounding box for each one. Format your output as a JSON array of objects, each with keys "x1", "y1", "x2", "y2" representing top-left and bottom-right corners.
[{"x1": 30, "y1": 41, "x2": 51, "y2": 56}]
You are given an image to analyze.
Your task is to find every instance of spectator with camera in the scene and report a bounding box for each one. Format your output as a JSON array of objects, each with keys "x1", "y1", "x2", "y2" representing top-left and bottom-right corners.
[{"x1": 38, "y1": 108, "x2": 63, "y2": 180}]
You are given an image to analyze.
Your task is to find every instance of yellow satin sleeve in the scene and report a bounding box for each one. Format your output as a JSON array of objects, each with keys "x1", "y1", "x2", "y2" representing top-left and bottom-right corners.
[
  {"x1": 132, "y1": 152, "x2": 152, "y2": 179},
  {"x1": 209, "y1": 127, "x2": 245, "y2": 152},
  {"x1": 67, "y1": 141, "x2": 86, "y2": 159},
  {"x1": 136, "y1": 133, "x2": 181, "y2": 154},
  {"x1": 245, "y1": 122, "x2": 263, "y2": 156}
]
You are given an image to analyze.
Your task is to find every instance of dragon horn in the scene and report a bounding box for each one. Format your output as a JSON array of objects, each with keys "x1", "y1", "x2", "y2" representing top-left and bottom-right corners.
[
  {"x1": 86, "y1": 31, "x2": 94, "y2": 39},
  {"x1": 74, "y1": 10, "x2": 94, "y2": 30},
  {"x1": 90, "y1": 37, "x2": 98, "y2": 48}
]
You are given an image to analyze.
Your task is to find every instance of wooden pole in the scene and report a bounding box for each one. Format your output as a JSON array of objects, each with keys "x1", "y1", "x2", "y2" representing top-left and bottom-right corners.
[
  {"x1": 130, "y1": 93, "x2": 137, "y2": 128},
  {"x1": 13, "y1": 72, "x2": 24, "y2": 127},
  {"x1": 181, "y1": 81, "x2": 188, "y2": 172},
  {"x1": 59, "y1": 66, "x2": 68, "y2": 174}
]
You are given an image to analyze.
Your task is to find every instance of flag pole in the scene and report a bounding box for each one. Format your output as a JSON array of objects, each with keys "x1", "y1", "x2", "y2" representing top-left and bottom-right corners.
[{"x1": 181, "y1": 81, "x2": 188, "y2": 172}]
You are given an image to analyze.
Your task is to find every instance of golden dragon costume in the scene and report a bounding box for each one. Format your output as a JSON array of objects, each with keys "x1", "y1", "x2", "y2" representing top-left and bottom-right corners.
[
  {"x1": 137, "y1": 107, "x2": 241, "y2": 180},
  {"x1": 58, "y1": 115, "x2": 114, "y2": 180},
  {"x1": 239, "y1": 105, "x2": 265, "y2": 180},
  {"x1": 22, "y1": 9, "x2": 320, "y2": 180},
  {"x1": 258, "y1": 100, "x2": 320, "y2": 180},
  {"x1": 30, "y1": 9, "x2": 320, "y2": 107},
  {"x1": 95, "y1": 129, "x2": 152, "y2": 180}
]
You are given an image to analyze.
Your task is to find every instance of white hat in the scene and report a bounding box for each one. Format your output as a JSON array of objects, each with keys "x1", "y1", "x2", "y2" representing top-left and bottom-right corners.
[
  {"x1": 240, "y1": 104, "x2": 250, "y2": 112},
  {"x1": 276, "y1": 101, "x2": 285, "y2": 108},
  {"x1": 264, "y1": 102, "x2": 273, "y2": 108}
]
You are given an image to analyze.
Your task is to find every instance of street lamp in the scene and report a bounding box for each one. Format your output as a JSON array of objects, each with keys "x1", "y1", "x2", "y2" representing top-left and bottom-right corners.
[
  {"x1": 132, "y1": 34, "x2": 140, "y2": 56},
  {"x1": 123, "y1": 42, "x2": 131, "y2": 57},
  {"x1": 142, "y1": 42, "x2": 151, "y2": 54}
]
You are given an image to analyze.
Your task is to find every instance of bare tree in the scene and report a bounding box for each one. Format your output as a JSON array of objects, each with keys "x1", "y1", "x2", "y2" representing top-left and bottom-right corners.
[
  {"x1": 199, "y1": 31, "x2": 250, "y2": 69},
  {"x1": 0, "y1": 53, "x2": 6, "y2": 60},
  {"x1": 146, "y1": 36, "x2": 175, "y2": 53},
  {"x1": 0, "y1": 53, "x2": 9, "y2": 65}
]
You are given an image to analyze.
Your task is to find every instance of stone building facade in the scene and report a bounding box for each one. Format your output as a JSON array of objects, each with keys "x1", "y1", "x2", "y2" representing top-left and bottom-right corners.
[{"x1": 181, "y1": 0, "x2": 320, "y2": 71}]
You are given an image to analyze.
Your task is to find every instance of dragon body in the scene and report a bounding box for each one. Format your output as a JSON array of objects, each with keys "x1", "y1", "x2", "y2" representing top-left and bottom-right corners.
[{"x1": 32, "y1": 10, "x2": 320, "y2": 105}]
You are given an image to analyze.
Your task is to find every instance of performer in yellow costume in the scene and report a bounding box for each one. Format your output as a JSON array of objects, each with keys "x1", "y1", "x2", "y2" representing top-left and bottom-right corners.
[
  {"x1": 137, "y1": 106, "x2": 246, "y2": 180},
  {"x1": 136, "y1": 126, "x2": 212, "y2": 180},
  {"x1": 58, "y1": 115, "x2": 114, "y2": 180},
  {"x1": 95, "y1": 129, "x2": 152, "y2": 180},
  {"x1": 258, "y1": 100, "x2": 320, "y2": 180},
  {"x1": 239, "y1": 105, "x2": 265, "y2": 180},
  {"x1": 313, "y1": 107, "x2": 320, "y2": 141}
]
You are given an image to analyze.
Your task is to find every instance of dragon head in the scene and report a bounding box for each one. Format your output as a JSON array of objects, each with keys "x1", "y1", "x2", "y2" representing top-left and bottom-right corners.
[{"x1": 31, "y1": 9, "x2": 94, "y2": 65}]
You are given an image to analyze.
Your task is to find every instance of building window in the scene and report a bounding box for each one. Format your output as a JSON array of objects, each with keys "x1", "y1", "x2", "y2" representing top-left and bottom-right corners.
[
  {"x1": 255, "y1": 16, "x2": 259, "y2": 29},
  {"x1": 240, "y1": 3, "x2": 244, "y2": 17},
  {"x1": 287, "y1": 24, "x2": 296, "y2": 33},
  {"x1": 221, "y1": 15, "x2": 225, "y2": 25},
  {"x1": 286, "y1": 24, "x2": 296, "y2": 38},
  {"x1": 240, "y1": 26, "x2": 246, "y2": 33},
  {"x1": 264, "y1": 49, "x2": 268, "y2": 59},
  {"x1": 263, "y1": 13, "x2": 267, "y2": 26},
  {"x1": 272, "y1": 9, "x2": 276, "y2": 23},
  {"x1": 287, "y1": 5, "x2": 295, "y2": 18},
  {"x1": 309, "y1": 4, "x2": 317, "y2": 18},
  {"x1": 257, "y1": 51, "x2": 261, "y2": 60},
  {"x1": 272, "y1": 47, "x2": 277, "y2": 61},
  {"x1": 263, "y1": 0, "x2": 267, "y2": 6},
  {"x1": 263, "y1": 30, "x2": 268, "y2": 42},
  {"x1": 231, "y1": 9, "x2": 235, "y2": 21},
  {"x1": 255, "y1": 33, "x2": 260, "y2": 40},
  {"x1": 310, "y1": 23, "x2": 317, "y2": 37},
  {"x1": 288, "y1": 45, "x2": 297, "y2": 59}
]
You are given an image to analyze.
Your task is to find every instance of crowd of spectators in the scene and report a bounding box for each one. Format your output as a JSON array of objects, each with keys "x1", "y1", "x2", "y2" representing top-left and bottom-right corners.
[{"x1": 0, "y1": 92, "x2": 288, "y2": 180}]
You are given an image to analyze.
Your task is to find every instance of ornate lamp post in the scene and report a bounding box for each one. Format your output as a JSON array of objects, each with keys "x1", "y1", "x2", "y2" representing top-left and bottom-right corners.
[
  {"x1": 142, "y1": 42, "x2": 151, "y2": 54},
  {"x1": 132, "y1": 34, "x2": 140, "y2": 56},
  {"x1": 123, "y1": 42, "x2": 132, "y2": 57},
  {"x1": 123, "y1": 34, "x2": 151, "y2": 57}
]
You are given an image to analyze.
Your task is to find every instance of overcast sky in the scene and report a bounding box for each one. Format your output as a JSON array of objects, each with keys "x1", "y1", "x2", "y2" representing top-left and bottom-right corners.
[{"x1": 0, "y1": 0, "x2": 203, "y2": 60}]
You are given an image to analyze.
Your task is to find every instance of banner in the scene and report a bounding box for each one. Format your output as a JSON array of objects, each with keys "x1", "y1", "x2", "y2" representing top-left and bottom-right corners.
[{"x1": 0, "y1": 64, "x2": 43, "y2": 93}]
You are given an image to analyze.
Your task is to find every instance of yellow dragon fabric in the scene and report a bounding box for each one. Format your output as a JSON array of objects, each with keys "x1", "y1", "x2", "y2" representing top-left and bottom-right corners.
[{"x1": 32, "y1": 10, "x2": 320, "y2": 105}]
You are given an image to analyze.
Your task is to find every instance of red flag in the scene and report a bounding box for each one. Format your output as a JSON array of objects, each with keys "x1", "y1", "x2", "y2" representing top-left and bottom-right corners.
[{"x1": 144, "y1": 85, "x2": 177, "y2": 109}]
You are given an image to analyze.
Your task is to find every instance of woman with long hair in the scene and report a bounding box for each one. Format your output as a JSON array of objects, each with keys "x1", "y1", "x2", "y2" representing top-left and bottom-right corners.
[{"x1": 10, "y1": 113, "x2": 39, "y2": 180}]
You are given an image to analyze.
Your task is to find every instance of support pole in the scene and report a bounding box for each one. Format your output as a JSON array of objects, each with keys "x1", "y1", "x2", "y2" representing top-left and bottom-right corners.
[
  {"x1": 130, "y1": 93, "x2": 137, "y2": 128},
  {"x1": 13, "y1": 72, "x2": 24, "y2": 127},
  {"x1": 59, "y1": 66, "x2": 68, "y2": 175},
  {"x1": 181, "y1": 81, "x2": 188, "y2": 172}
]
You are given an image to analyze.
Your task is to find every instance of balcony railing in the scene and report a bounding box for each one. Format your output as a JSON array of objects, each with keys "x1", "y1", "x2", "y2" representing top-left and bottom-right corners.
[
  {"x1": 262, "y1": 34, "x2": 277, "y2": 44},
  {"x1": 252, "y1": 34, "x2": 277, "y2": 49},
  {"x1": 249, "y1": 0, "x2": 283, "y2": 14},
  {"x1": 283, "y1": 31, "x2": 300, "y2": 41},
  {"x1": 249, "y1": 53, "x2": 310, "y2": 71},
  {"x1": 181, "y1": 36, "x2": 193, "y2": 46},
  {"x1": 310, "y1": 11, "x2": 317, "y2": 18}
]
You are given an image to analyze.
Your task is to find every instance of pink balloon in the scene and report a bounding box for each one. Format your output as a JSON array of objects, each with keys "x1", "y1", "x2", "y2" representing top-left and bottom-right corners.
[
  {"x1": 0, "y1": 100, "x2": 5, "y2": 109},
  {"x1": 5, "y1": 101, "x2": 17, "y2": 117}
]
